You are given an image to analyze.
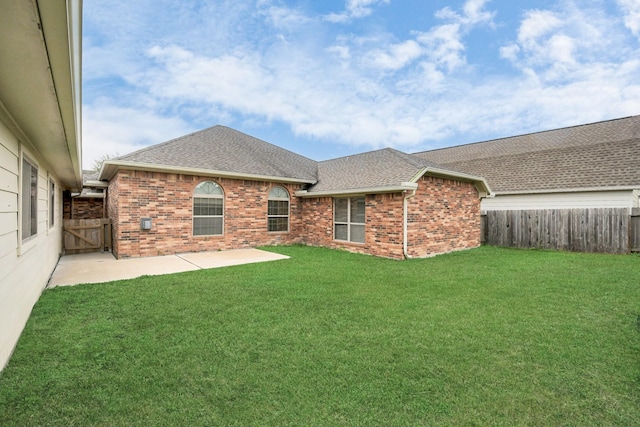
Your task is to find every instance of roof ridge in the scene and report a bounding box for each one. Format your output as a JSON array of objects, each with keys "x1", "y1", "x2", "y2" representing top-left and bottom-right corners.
[
  {"x1": 318, "y1": 147, "x2": 393, "y2": 164},
  {"x1": 413, "y1": 114, "x2": 640, "y2": 156},
  {"x1": 384, "y1": 147, "x2": 434, "y2": 168},
  {"x1": 444, "y1": 136, "x2": 639, "y2": 166}
]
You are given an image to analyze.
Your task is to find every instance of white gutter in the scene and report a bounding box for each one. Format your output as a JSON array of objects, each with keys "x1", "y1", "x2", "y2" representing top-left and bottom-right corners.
[
  {"x1": 403, "y1": 188, "x2": 417, "y2": 259},
  {"x1": 84, "y1": 179, "x2": 108, "y2": 188},
  {"x1": 295, "y1": 182, "x2": 418, "y2": 198},
  {"x1": 99, "y1": 160, "x2": 316, "y2": 185}
]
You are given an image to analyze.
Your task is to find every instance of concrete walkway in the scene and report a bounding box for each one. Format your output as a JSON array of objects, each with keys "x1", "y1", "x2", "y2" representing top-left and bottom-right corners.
[{"x1": 48, "y1": 249, "x2": 290, "y2": 288}]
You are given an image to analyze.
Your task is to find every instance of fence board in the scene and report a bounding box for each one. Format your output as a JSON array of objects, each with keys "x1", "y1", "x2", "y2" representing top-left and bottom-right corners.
[{"x1": 484, "y1": 208, "x2": 630, "y2": 254}]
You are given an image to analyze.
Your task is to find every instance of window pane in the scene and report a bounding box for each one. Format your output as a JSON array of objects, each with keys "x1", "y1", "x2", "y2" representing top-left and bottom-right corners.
[
  {"x1": 335, "y1": 224, "x2": 348, "y2": 241},
  {"x1": 30, "y1": 165, "x2": 38, "y2": 236},
  {"x1": 269, "y1": 186, "x2": 289, "y2": 199},
  {"x1": 350, "y1": 224, "x2": 365, "y2": 243},
  {"x1": 334, "y1": 198, "x2": 348, "y2": 222},
  {"x1": 21, "y1": 159, "x2": 38, "y2": 239},
  {"x1": 350, "y1": 197, "x2": 365, "y2": 224},
  {"x1": 50, "y1": 180, "x2": 55, "y2": 227},
  {"x1": 194, "y1": 181, "x2": 223, "y2": 195},
  {"x1": 21, "y1": 159, "x2": 30, "y2": 239},
  {"x1": 193, "y1": 217, "x2": 223, "y2": 235},
  {"x1": 268, "y1": 200, "x2": 288, "y2": 216},
  {"x1": 194, "y1": 198, "x2": 222, "y2": 216},
  {"x1": 268, "y1": 217, "x2": 288, "y2": 232}
]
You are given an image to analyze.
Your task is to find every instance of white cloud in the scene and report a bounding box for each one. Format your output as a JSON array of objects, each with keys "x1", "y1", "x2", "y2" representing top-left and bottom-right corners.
[
  {"x1": 257, "y1": 1, "x2": 311, "y2": 31},
  {"x1": 81, "y1": 0, "x2": 640, "y2": 162},
  {"x1": 366, "y1": 40, "x2": 422, "y2": 71},
  {"x1": 415, "y1": 0, "x2": 494, "y2": 73},
  {"x1": 82, "y1": 100, "x2": 192, "y2": 168},
  {"x1": 325, "y1": 0, "x2": 389, "y2": 23},
  {"x1": 618, "y1": 0, "x2": 640, "y2": 37},
  {"x1": 517, "y1": 10, "x2": 563, "y2": 45},
  {"x1": 499, "y1": 3, "x2": 630, "y2": 82},
  {"x1": 416, "y1": 23, "x2": 466, "y2": 73}
]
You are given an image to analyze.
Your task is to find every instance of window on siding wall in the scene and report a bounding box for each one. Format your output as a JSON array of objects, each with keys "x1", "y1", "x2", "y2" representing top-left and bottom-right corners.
[
  {"x1": 21, "y1": 157, "x2": 38, "y2": 240},
  {"x1": 49, "y1": 179, "x2": 55, "y2": 228},
  {"x1": 334, "y1": 197, "x2": 365, "y2": 243},
  {"x1": 193, "y1": 181, "x2": 224, "y2": 236},
  {"x1": 268, "y1": 186, "x2": 290, "y2": 232}
]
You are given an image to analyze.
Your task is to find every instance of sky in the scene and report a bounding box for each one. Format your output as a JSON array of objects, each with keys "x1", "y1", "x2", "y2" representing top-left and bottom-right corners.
[{"x1": 82, "y1": 0, "x2": 640, "y2": 168}]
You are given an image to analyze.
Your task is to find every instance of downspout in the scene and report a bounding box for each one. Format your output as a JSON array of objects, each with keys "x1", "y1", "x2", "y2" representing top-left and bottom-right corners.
[{"x1": 403, "y1": 188, "x2": 417, "y2": 259}]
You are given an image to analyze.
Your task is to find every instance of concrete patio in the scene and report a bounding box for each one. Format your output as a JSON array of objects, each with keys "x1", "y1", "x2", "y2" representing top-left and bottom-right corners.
[{"x1": 47, "y1": 249, "x2": 290, "y2": 288}]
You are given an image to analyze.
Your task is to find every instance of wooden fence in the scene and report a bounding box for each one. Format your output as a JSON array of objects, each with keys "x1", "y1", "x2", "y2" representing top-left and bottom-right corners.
[
  {"x1": 481, "y1": 208, "x2": 640, "y2": 254},
  {"x1": 63, "y1": 218, "x2": 112, "y2": 255}
]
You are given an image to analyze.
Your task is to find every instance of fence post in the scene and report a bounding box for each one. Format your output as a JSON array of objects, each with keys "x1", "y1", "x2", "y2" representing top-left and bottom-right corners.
[
  {"x1": 631, "y1": 208, "x2": 640, "y2": 253},
  {"x1": 480, "y1": 211, "x2": 487, "y2": 244}
]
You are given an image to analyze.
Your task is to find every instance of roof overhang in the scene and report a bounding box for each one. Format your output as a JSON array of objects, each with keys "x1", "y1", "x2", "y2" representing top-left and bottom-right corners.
[
  {"x1": 296, "y1": 182, "x2": 419, "y2": 198},
  {"x1": 0, "y1": 0, "x2": 83, "y2": 190},
  {"x1": 99, "y1": 160, "x2": 317, "y2": 185},
  {"x1": 414, "y1": 167, "x2": 493, "y2": 198}
]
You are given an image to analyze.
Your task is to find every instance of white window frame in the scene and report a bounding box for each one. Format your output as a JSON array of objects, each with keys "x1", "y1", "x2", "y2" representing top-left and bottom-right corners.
[
  {"x1": 193, "y1": 181, "x2": 224, "y2": 236},
  {"x1": 267, "y1": 186, "x2": 290, "y2": 232},
  {"x1": 21, "y1": 155, "x2": 38, "y2": 241},
  {"x1": 334, "y1": 196, "x2": 365, "y2": 244}
]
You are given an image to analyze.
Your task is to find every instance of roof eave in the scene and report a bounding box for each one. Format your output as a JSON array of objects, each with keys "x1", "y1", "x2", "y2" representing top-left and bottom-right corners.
[
  {"x1": 99, "y1": 160, "x2": 317, "y2": 185},
  {"x1": 296, "y1": 182, "x2": 419, "y2": 198},
  {"x1": 0, "y1": 0, "x2": 83, "y2": 190}
]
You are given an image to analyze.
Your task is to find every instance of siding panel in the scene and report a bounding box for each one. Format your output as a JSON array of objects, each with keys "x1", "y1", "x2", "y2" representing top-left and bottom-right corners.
[{"x1": 482, "y1": 191, "x2": 636, "y2": 210}]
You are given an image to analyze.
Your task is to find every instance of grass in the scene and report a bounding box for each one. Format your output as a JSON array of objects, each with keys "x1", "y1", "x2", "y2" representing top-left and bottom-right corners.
[{"x1": 1, "y1": 245, "x2": 639, "y2": 426}]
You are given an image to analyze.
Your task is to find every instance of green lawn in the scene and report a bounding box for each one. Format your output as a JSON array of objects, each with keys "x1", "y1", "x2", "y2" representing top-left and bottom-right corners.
[{"x1": 1, "y1": 246, "x2": 639, "y2": 426}]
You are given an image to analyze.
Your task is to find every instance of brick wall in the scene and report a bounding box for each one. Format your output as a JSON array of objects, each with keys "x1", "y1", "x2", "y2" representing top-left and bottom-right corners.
[
  {"x1": 107, "y1": 170, "x2": 482, "y2": 259},
  {"x1": 64, "y1": 198, "x2": 105, "y2": 219},
  {"x1": 109, "y1": 170, "x2": 305, "y2": 258},
  {"x1": 406, "y1": 175, "x2": 481, "y2": 257},
  {"x1": 300, "y1": 193, "x2": 405, "y2": 259}
]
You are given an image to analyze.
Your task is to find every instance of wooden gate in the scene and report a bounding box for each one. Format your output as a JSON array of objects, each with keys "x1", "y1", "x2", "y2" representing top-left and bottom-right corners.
[{"x1": 63, "y1": 218, "x2": 112, "y2": 254}]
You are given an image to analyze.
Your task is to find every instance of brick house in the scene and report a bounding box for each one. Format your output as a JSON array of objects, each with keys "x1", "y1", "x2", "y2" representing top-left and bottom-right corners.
[
  {"x1": 414, "y1": 115, "x2": 640, "y2": 211},
  {"x1": 99, "y1": 126, "x2": 491, "y2": 260}
]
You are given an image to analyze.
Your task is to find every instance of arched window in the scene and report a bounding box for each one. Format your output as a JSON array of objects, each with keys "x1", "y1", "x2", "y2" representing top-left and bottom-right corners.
[
  {"x1": 268, "y1": 186, "x2": 289, "y2": 232},
  {"x1": 193, "y1": 181, "x2": 224, "y2": 236}
]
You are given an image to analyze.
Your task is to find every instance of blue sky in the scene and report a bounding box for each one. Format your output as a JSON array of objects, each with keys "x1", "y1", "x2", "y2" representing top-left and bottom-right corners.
[{"x1": 82, "y1": 0, "x2": 640, "y2": 168}]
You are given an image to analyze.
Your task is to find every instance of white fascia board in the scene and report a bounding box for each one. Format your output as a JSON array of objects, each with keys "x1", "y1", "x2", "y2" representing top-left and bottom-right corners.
[
  {"x1": 99, "y1": 160, "x2": 317, "y2": 185},
  {"x1": 84, "y1": 180, "x2": 108, "y2": 188},
  {"x1": 495, "y1": 186, "x2": 640, "y2": 196},
  {"x1": 412, "y1": 167, "x2": 493, "y2": 198},
  {"x1": 295, "y1": 183, "x2": 418, "y2": 198}
]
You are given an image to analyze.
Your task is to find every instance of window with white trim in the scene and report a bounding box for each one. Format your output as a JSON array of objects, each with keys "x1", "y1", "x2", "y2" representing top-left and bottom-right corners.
[
  {"x1": 193, "y1": 181, "x2": 224, "y2": 236},
  {"x1": 268, "y1": 186, "x2": 289, "y2": 232},
  {"x1": 334, "y1": 197, "x2": 365, "y2": 243},
  {"x1": 21, "y1": 157, "x2": 38, "y2": 240}
]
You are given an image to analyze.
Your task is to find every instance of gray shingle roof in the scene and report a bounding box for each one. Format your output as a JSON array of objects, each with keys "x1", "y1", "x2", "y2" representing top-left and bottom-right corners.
[
  {"x1": 413, "y1": 115, "x2": 640, "y2": 193},
  {"x1": 108, "y1": 125, "x2": 484, "y2": 194},
  {"x1": 116, "y1": 125, "x2": 318, "y2": 182},
  {"x1": 307, "y1": 148, "x2": 479, "y2": 194}
]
